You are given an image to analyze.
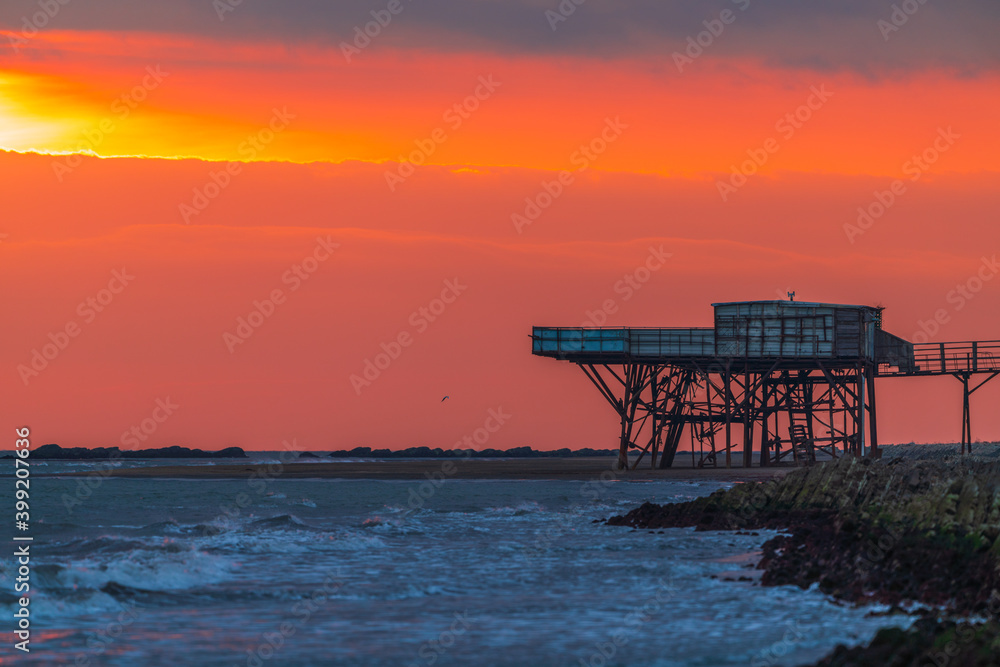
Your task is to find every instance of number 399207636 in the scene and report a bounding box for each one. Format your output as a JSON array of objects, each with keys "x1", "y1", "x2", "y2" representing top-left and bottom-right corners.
[{"x1": 15, "y1": 427, "x2": 30, "y2": 526}]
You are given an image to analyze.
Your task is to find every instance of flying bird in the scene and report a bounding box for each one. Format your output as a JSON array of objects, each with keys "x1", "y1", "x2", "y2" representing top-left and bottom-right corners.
[{"x1": 441, "y1": 396, "x2": 450, "y2": 402}]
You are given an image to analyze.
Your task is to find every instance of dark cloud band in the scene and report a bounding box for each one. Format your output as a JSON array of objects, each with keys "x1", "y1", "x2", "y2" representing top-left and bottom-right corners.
[{"x1": 1, "y1": 0, "x2": 997, "y2": 71}]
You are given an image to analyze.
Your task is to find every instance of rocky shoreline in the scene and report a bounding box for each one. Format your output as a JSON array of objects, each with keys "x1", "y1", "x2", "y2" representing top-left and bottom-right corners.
[
  {"x1": 606, "y1": 456, "x2": 1000, "y2": 665},
  {"x1": 17, "y1": 444, "x2": 247, "y2": 459}
]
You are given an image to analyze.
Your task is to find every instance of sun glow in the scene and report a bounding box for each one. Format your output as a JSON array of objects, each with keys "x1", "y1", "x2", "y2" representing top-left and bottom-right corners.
[
  {"x1": 1, "y1": 30, "x2": 998, "y2": 175},
  {"x1": 0, "y1": 74, "x2": 77, "y2": 152}
]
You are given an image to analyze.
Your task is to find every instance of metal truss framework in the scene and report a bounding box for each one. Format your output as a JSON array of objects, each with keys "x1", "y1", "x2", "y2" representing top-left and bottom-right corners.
[
  {"x1": 581, "y1": 361, "x2": 878, "y2": 470},
  {"x1": 535, "y1": 322, "x2": 1000, "y2": 469}
]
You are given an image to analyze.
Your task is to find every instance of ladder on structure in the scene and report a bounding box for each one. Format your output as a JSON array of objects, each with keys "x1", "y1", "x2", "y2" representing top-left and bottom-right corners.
[
  {"x1": 693, "y1": 421, "x2": 722, "y2": 468},
  {"x1": 788, "y1": 422, "x2": 815, "y2": 466}
]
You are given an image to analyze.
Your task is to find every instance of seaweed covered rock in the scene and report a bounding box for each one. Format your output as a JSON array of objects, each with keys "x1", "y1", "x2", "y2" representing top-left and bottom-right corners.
[
  {"x1": 756, "y1": 514, "x2": 1000, "y2": 614},
  {"x1": 606, "y1": 457, "x2": 1000, "y2": 615},
  {"x1": 608, "y1": 457, "x2": 1000, "y2": 538},
  {"x1": 810, "y1": 618, "x2": 1000, "y2": 667}
]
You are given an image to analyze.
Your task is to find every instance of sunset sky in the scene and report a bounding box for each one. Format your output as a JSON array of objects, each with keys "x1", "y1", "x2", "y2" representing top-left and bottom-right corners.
[{"x1": 3, "y1": 0, "x2": 999, "y2": 451}]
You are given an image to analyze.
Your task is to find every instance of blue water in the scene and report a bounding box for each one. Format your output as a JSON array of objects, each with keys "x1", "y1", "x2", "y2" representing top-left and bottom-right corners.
[{"x1": 0, "y1": 467, "x2": 912, "y2": 666}]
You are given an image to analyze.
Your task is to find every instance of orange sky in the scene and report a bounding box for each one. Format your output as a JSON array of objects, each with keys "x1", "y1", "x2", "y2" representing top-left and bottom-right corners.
[
  {"x1": 2, "y1": 10, "x2": 999, "y2": 451},
  {"x1": 3, "y1": 31, "x2": 999, "y2": 178}
]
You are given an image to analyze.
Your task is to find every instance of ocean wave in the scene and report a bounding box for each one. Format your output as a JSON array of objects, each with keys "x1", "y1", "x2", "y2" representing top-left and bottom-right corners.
[
  {"x1": 134, "y1": 519, "x2": 190, "y2": 534},
  {"x1": 43, "y1": 535, "x2": 171, "y2": 559},
  {"x1": 98, "y1": 581, "x2": 205, "y2": 605},
  {"x1": 358, "y1": 515, "x2": 425, "y2": 536},
  {"x1": 485, "y1": 501, "x2": 547, "y2": 515},
  {"x1": 92, "y1": 580, "x2": 289, "y2": 606},
  {"x1": 18, "y1": 578, "x2": 311, "y2": 621},
  {"x1": 25, "y1": 589, "x2": 125, "y2": 620},
  {"x1": 2, "y1": 542, "x2": 238, "y2": 622},
  {"x1": 31, "y1": 521, "x2": 89, "y2": 537},
  {"x1": 246, "y1": 514, "x2": 313, "y2": 531},
  {"x1": 192, "y1": 526, "x2": 372, "y2": 556},
  {"x1": 53, "y1": 546, "x2": 233, "y2": 593},
  {"x1": 325, "y1": 531, "x2": 387, "y2": 552}
]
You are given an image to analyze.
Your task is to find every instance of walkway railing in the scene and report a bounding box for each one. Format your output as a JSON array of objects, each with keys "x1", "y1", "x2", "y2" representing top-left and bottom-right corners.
[{"x1": 885, "y1": 340, "x2": 1000, "y2": 375}]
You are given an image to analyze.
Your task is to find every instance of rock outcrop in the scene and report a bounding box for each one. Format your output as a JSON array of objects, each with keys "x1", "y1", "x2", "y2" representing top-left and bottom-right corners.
[
  {"x1": 607, "y1": 456, "x2": 1000, "y2": 663},
  {"x1": 607, "y1": 458, "x2": 1000, "y2": 616},
  {"x1": 30, "y1": 444, "x2": 247, "y2": 459}
]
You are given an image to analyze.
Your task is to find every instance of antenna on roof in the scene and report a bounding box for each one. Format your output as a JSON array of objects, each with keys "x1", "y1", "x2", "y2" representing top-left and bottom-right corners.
[{"x1": 787, "y1": 291, "x2": 796, "y2": 302}]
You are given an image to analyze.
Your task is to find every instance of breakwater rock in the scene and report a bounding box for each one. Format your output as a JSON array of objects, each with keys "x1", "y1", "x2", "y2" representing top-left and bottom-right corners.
[
  {"x1": 29, "y1": 444, "x2": 248, "y2": 459},
  {"x1": 607, "y1": 457, "x2": 1000, "y2": 615},
  {"x1": 810, "y1": 618, "x2": 1000, "y2": 667}
]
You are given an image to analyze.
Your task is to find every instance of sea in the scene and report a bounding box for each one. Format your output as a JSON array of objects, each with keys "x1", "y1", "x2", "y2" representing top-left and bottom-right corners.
[{"x1": 0, "y1": 455, "x2": 915, "y2": 666}]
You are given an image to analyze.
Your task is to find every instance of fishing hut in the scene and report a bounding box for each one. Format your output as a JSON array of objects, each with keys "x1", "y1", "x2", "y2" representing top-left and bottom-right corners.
[{"x1": 531, "y1": 300, "x2": 1000, "y2": 469}]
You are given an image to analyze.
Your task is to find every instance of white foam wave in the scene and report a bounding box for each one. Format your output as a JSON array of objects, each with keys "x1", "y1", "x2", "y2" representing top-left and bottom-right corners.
[
  {"x1": 57, "y1": 546, "x2": 233, "y2": 592},
  {"x1": 485, "y1": 501, "x2": 546, "y2": 515}
]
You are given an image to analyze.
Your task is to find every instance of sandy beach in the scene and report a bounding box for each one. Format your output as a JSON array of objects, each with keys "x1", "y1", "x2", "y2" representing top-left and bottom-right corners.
[{"x1": 54, "y1": 457, "x2": 795, "y2": 481}]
